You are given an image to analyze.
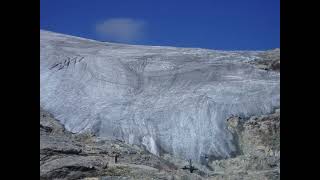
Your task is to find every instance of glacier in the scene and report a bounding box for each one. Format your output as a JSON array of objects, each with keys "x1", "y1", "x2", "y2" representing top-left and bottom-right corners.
[{"x1": 40, "y1": 30, "x2": 280, "y2": 162}]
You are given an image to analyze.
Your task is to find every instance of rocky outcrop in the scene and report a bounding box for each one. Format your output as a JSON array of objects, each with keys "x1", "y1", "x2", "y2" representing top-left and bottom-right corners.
[
  {"x1": 250, "y1": 48, "x2": 280, "y2": 71},
  {"x1": 40, "y1": 108, "x2": 205, "y2": 180},
  {"x1": 40, "y1": 107, "x2": 280, "y2": 179},
  {"x1": 208, "y1": 109, "x2": 280, "y2": 180}
]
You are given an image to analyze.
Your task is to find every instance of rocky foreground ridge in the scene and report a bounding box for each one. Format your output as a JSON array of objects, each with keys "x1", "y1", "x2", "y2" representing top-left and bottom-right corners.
[{"x1": 40, "y1": 107, "x2": 280, "y2": 180}]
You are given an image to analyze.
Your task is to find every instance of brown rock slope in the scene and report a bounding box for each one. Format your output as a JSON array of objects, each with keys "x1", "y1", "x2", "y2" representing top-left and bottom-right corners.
[
  {"x1": 208, "y1": 109, "x2": 280, "y2": 180},
  {"x1": 41, "y1": 107, "x2": 280, "y2": 180},
  {"x1": 250, "y1": 48, "x2": 280, "y2": 71},
  {"x1": 40, "y1": 108, "x2": 204, "y2": 180}
]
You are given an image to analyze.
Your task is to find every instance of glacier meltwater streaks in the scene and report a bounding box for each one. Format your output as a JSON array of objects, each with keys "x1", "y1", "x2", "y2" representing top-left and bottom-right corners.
[{"x1": 40, "y1": 30, "x2": 280, "y2": 162}]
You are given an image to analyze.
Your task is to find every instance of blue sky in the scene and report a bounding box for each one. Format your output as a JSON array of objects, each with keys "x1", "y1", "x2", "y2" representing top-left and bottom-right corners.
[{"x1": 40, "y1": 0, "x2": 279, "y2": 50}]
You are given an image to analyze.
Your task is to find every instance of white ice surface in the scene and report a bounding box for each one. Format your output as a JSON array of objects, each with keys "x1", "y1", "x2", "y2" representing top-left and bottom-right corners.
[{"x1": 40, "y1": 30, "x2": 279, "y2": 162}]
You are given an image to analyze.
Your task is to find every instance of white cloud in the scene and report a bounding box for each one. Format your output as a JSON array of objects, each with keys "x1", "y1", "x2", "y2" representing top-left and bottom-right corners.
[{"x1": 95, "y1": 18, "x2": 146, "y2": 43}]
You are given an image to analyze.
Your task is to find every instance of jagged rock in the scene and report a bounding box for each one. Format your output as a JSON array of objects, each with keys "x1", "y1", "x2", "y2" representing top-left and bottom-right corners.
[
  {"x1": 250, "y1": 48, "x2": 280, "y2": 71},
  {"x1": 40, "y1": 156, "x2": 108, "y2": 180},
  {"x1": 208, "y1": 109, "x2": 280, "y2": 180},
  {"x1": 40, "y1": 108, "x2": 205, "y2": 179},
  {"x1": 40, "y1": 107, "x2": 68, "y2": 135}
]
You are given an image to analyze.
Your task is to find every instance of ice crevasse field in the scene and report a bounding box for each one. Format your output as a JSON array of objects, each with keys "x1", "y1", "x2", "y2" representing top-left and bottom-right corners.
[{"x1": 40, "y1": 30, "x2": 279, "y2": 163}]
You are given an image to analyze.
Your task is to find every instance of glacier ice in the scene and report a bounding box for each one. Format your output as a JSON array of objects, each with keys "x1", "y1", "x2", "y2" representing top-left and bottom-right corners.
[{"x1": 40, "y1": 30, "x2": 280, "y2": 162}]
